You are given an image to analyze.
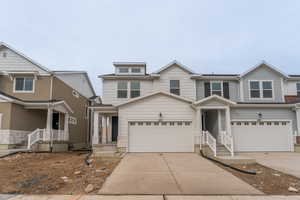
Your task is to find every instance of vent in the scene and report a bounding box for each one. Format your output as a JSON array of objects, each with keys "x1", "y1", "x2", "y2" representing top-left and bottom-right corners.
[{"x1": 72, "y1": 90, "x2": 79, "y2": 98}]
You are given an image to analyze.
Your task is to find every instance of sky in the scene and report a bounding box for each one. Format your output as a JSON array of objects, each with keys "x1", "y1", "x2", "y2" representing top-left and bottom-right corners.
[{"x1": 1, "y1": 0, "x2": 300, "y2": 95}]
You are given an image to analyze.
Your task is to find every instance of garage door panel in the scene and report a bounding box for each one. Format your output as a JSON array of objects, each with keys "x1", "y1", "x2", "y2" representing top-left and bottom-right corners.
[
  {"x1": 232, "y1": 121, "x2": 292, "y2": 152},
  {"x1": 129, "y1": 121, "x2": 194, "y2": 152}
]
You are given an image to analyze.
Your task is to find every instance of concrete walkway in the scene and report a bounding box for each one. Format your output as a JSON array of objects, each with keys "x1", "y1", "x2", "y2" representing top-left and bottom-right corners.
[
  {"x1": 240, "y1": 152, "x2": 300, "y2": 178},
  {"x1": 1, "y1": 195, "x2": 300, "y2": 200},
  {"x1": 98, "y1": 153, "x2": 262, "y2": 195}
]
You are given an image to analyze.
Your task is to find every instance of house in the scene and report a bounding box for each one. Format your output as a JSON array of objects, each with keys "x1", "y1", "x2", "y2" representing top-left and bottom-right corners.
[
  {"x1": 91, "y1": 60, "x2": 300, "y2": 155},
  {"x1": 0, "y1": 43, "x2": 96, "y2": 151}
]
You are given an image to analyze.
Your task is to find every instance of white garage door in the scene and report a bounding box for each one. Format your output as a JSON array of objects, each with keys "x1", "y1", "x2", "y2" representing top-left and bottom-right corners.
[
  {"x1": 129, "y1": 121, "x2": 194, "y2": 152},
  {"x1": 232, "y1": 120, "x2": 293, "y2": 152}
]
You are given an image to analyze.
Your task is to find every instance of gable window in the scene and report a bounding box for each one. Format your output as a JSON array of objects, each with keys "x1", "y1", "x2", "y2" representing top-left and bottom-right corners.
[
  {"x1": 297, "y1": 83, "x2": 300, "y2": 97},
  {"x1": 249, "y1": 80, "x2": 273, "y2": 99},
  {"x1": 119, "y1": 67, "x2": 129, "y2": 73},
  {"x1": 249, "y1": 81, "x2": 260, "y2": 98},
  {"x1": 117, "y1": 81, "x2": 128, "y2": 98},
  {"x1": 14, "y1": 77, "x2": 34, "y2": 92},
  {"x1": 130, "y1": 81, "x2": 140, "y2": 98},
  {"x1": 131, "y1": 68, "x2": 141, "y2": 73},
  {"x1": 262, "y1": 81, "x2": 273, "y2": 98},
  {"x1": 211, "y1": 82, "x2": 222, "y2": 96},
  {"x1": 170, "y1": 80, "x2": 180, "y2": 95}
]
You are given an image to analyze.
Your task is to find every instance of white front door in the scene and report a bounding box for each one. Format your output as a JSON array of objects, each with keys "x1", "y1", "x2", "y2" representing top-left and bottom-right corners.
[
  {"x1": 232, "y1": 120, "x2": 293, "y2": 152},
  {"x1": 129, "y1": 121, "x2": 194, "y2": 152}
]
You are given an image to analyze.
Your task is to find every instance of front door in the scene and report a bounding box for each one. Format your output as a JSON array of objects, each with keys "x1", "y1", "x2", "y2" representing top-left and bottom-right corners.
[
  {"x1": 112, "y1": 116, "x2": 118, "y2": 142},
  {"x1": 52, "y1": 112, "x2": 60, "y2": 130}
]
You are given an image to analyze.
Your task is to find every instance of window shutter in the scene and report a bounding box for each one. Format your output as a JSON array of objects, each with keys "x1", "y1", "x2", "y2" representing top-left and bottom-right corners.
[
  {"x1": 204, "y1": 82, "x2": 211, "y2": 97},
  {"x1": 223, "y1": 82, "x2": 230, "y2": 99}
]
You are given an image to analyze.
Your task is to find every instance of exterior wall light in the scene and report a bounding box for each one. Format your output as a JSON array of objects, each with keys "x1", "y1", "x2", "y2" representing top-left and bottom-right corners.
[
  {"x1": 159, "y1": 112, "x2": 163, "y2": 122},
  {"x1": 257, "y1": 112, "x2": 262, "y2": 121}
]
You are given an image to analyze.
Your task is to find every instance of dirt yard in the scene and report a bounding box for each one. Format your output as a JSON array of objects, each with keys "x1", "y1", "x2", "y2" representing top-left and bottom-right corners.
[
  {"x1": 217, "y1": 162, "x2": 300, "y2": 195},
  {"x1": 0, "y1": 152, "x2": 121, "y2": 194}
]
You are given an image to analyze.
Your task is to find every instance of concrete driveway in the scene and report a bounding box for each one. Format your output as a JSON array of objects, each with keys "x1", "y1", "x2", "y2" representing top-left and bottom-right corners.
[
  {"x1": 240, "y1": 152, "x2": 300, "y2": 178},
  {"x1": 98, "y1": 153, "x2": 261, "y2": 195}
]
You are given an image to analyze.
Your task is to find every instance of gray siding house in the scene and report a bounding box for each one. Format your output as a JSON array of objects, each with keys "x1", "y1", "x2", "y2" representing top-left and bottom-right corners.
[{"x1": 91, "y1": 60, "x2": 300, "y2": 156}]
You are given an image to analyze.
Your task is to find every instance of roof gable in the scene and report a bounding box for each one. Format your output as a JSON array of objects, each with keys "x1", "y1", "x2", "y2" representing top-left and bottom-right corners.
[
  {"x1": 153, "y1": 60, "x2": 196, "y2": 74},
  {"x1": 193, "y1": 95, "x2": 236, "y2": 106},
  {"x1": 116, "y1": 91, "x2": 193, "y2": 107},
  {"x1": 240, "y1": 61, "x2": 288, "y2": 78},
  {"x1": 0, "y1": 42, "x2": 51, "y2": 75}
]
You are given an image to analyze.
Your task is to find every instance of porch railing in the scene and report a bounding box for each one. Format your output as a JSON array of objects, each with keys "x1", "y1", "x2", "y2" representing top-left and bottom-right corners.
[
  {"x1": 220, "y1": 131, "x2": 234, "y2": 157},
  {"x1": 27, "y1": 129, "x2": 69, "y2": 150},
  {"x1": 202, "y1": 130, "x2": 217, "y2": 157}
]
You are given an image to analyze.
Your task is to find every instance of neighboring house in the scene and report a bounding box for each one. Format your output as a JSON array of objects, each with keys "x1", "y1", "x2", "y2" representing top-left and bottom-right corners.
[
  {"x1": 91, "y1": 60, "x2": 300, "y2": 155},
  {"x1": 0, "y1": 43, "x2": 96, "y2": 150}
]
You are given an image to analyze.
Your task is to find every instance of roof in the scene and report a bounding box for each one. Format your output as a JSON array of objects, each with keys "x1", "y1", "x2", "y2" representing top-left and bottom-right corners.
[
  {"x1": 240, "y1": 61, "x2": 289, "y2": 78},
  {"x1": 193, "y1": 95, "x2": 236, "y2": 106},
  {"x1": 115, "y1": 91, "x2": 193, "y2": 107},
  {"x1": 152, "y1": 60, "x2": 196, "y2": 74},
  {"x1": 284, "y1": 96, "x2": 300, "y2": 104},
  {"x1": 0, "y1": 42, "x2": 51, "y2": 73},
  {"x1": 53, "y1": 70, "x2": 96, "y2": 96},
  {"x1": 113, "y1": 62, "x2": 146, "y2": 66}
]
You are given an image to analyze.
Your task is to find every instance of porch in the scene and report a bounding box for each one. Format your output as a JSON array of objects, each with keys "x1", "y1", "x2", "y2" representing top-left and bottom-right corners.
[{"x1": 91, "y1": 105, "x2": 119, "y2": 156}]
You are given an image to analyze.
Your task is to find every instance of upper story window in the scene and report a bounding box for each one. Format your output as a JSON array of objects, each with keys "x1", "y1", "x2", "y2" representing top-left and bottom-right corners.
[
  {"x1": 297, "y1": 83, "x2": 300, "y2": 97},
  {"x1": 170, "y1": 80, "x2": 180, "y2": 95},
  {"x1": 130, "y1": 81, "x2": 140, "y2": 98},
  {"x1": 131, "y1": 68, "x2": 141, "y2": 73},
  {"x1": 204, "y1": 81, "x2": 230, "y2": 99},
  {"x1": 14, "y1": 77, "x2": 34, "y2": 93},
  {"x1": 211, "y1": 82, "x2": 222, "y2": 96},
  {"x1": 119, "y1": 67, "x2": 129, "y2": 73},
  {"x1": 117, "y1": 81, "x2": 128, "y2": 98},
  {"x1": 249, "y1": 80, "x2": 273, "y2": 99}
]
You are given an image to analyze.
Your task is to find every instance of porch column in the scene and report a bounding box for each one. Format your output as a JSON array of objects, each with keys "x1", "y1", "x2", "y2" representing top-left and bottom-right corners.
[
  {"x1": 296, "y1": 108, "x2": 300, "y2": 136},
  {"x1": 64, "y1": 113, "x2": 69, "y2": 141},
  {"x1": 45, "y1": 108, "x2": 53, "y2": 141},
  {"x1": 218, "y1": 110, "x2": 222, "y2": 133},
  {"x1": 92, "y1": 111, "x2": 99, "y2": 145},
  {"x1": 101, "y1": 115, "x2": 107, "y2": 144},
  {"x1": 107, "y1": 116, "x2": 112, "y2": 143},
  {"x1": 196, "y1": 108, "x2": 203, "y2": 149},
  {"x1": 225, "y1": 107, "x2": 232, "y2": 135}
]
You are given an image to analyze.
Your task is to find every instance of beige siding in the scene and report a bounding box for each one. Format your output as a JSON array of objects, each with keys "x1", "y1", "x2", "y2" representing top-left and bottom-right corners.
[
  {"x1": 118, "y1": 94, "x2": 195, "y2": 149},
  {"x1": 0, "y1": 75, "x2": 51, "y2": 101},
  {"x1": 153, "y1": 64, "x2": 195, "y2": 100},
  {"x1": 0, "y1": 48, "x2": 49, "y2": 75},
  {"x1": 10, "y1": 103, "x2": 47, "y2": 131},
  {"x1": 0, "y1": 102, "x2": 12, "y2": 129},
  {"x1": 52, "y1": 77, "x2": 89, "y2": 146},
  {"x1": 102, "y1": 79, "x2": 153, "y2": 105}
]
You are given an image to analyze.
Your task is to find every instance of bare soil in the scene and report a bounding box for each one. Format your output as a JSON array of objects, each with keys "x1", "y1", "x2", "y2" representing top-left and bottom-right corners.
[
  {"x1": 217, "y1": 162, "x2": 300, "y2": 195},
  {"x1": 0, "y1": 152, "x2": 121, "y2": 194}
]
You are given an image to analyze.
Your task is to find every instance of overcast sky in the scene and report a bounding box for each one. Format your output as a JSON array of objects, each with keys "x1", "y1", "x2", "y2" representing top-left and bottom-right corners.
[{"x1": 1, "y1": 0, "x2": 300, "y2": 95}]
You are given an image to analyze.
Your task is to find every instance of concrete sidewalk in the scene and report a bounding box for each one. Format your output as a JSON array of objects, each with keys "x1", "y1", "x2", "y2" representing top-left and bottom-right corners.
[
  {"x1": 1, "y1": 195, "x2": 300, "y2": 200},
  {"x1": 99, "y1": 153, "x2": 261, "y2": 195}
]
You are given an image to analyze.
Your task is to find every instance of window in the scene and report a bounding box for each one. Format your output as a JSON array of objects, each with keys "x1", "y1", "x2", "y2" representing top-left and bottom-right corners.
[
  {"x1": 170, "y1": 80, "x2": 180, "y2": 95},
  {"x1": 14, "y1": 77, "x2": 34, "y2": 92},
  {"x1": 131, "y1": 68, "x2": 141, "y2": 73},
  {"x1": 250, "y1": 81, "x2": 260, "y2": 98},
  {"x1": 117, "y1": 81, "x2": 128, "y2": 98},
  {"x1": 249, "y1": 80, "x2": 273, "y2": 99},
  {"x1": 211, "y1": 82, "x2": 222, "y2": 96},
  {"x1": 130, "y1": 81, "x2": 140, "y2": 98},
  {"x1": 297, "y1": 83, "x2": 300, "y2": 97},
  {"x1": 119, "y1": 67, "x2": 129, "y2": 73},
  {"x1": 262, "y1": 81, "x2": 273, "y2": 98}
]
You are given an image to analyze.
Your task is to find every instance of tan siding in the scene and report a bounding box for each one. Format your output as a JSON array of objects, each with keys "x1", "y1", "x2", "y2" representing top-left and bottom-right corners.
[
  {"x1": 52, "y1": 77, "x2": 89, "y2": 145},
  {"x1": 118, "y1": 94, "x2": 195, "y2": 149},
  {"x1": 153, "y1": 64, "x2": 195, "y2": 100},
  {"x1": 10, "y1": 103, "x2": 47, "y2": 131},
  {"x1": 0, "y1": 102, "x2": 12, "y2": 129},
  {"x1": 0, "y1": 75, "x2": 51, "y2": 101}
]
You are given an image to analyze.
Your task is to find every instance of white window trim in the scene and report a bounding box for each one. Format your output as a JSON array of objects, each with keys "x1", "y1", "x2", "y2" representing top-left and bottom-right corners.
[
  {"x1": 130, "y1": 81, "x2": 141, "y2": 98},
  {"x1": 118, "y1": 67, "x2": 129, "y2": 74},
  {"x1": 169, "y1": 80, "x2": 180, "y2": 95},
  {"x1": 117, "y1": 81, "x2": 141, "y2": 99},
  {"x1": 131, "y1": 67, "x2": 142, "y2": 73},
  {"x1": 210, "y1": 81, "x2": 223, "y2": 97},
  {"x1": 13, "y1": 77, "x2": 35, "y2": 93},
  {"x1": 117, "y1": 81, "x2": 128, "y2": 99},
  {"x1": 248, "y1": 80, "x2": 274, "y2": 100}
]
